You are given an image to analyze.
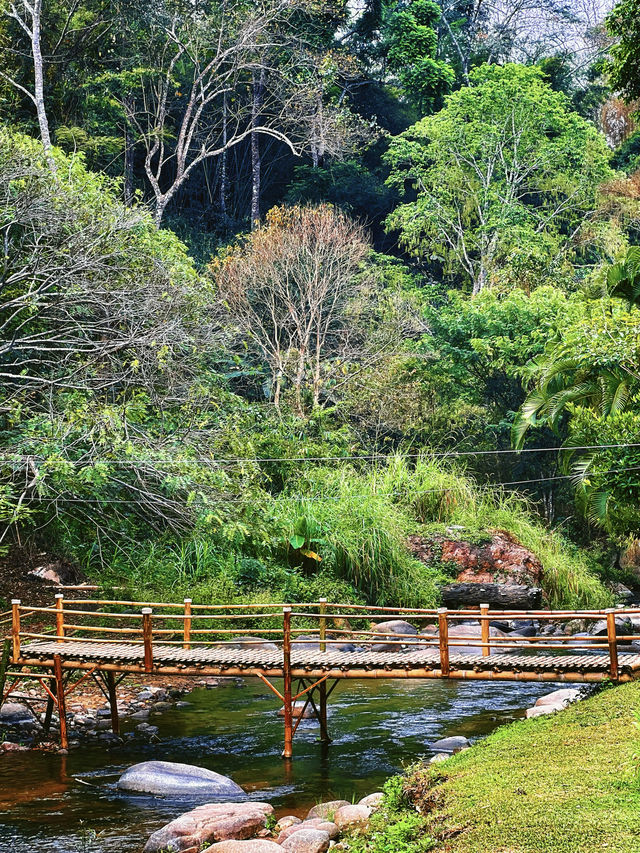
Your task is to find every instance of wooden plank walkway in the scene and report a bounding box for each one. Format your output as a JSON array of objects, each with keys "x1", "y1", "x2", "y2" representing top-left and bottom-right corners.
[{"x1": 19, "y1": 639, "x2": 640, "y2": 680}]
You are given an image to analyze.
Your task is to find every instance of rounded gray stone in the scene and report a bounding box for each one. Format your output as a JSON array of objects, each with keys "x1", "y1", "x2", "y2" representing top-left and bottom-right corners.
[{"x1": 117, "y1": 760, "x2": 245, "y2": 797}]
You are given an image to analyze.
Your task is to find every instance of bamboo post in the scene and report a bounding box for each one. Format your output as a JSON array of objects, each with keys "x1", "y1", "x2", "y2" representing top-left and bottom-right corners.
[
  {"x1": 53, "y1": 654, "x2": 68, "y2": 750},
  {"x1": 480, "y1": 603, "x2": 490, "y2": 657},
  {"x1": 606, "y1": 608, "x2": 619, "y2": 681},
  {"x1": 282, "y1": 606, "x2": 293, "y2": 759},
  {"x1": 106, "y1": 671, "x2": 120, "y2": 736},
  {"x1": 0, "y1": 637, "x2": 10, "y2": 701},
  {"x1": 318, "y1": 598, "x2": 330, "y2": 744},
  {"x1": 183, "y1": 598, "x2": 192, "y2": 650},
  {"x1": 142, "y1": 608, "x2": 153, "y2": 673},
  {"x1": 11, "y1": 599, "x2": 20, "y2": 662},
  {"x1": 55, "y1": 593, "x2": 65, "y2": 642},
  {"x1": 438, "y1": 607, "x2": 450, "y2": 677}
]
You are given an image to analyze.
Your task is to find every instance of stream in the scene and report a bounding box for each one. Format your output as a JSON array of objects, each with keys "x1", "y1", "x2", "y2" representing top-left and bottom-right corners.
[{"x1": 0, "y1": 676, "x2": 561, "y2": 852}]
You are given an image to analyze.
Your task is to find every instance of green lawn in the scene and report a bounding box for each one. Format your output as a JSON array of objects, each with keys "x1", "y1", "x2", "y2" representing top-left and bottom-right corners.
[{"x1": 347, "y1": 683, "x2": 640, "y2": 853}]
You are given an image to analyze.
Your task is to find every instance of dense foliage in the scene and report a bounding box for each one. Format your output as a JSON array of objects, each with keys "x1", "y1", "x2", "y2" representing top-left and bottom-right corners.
[{"x1": 1, "y1": 0, "x2": 639, "y2": 609}]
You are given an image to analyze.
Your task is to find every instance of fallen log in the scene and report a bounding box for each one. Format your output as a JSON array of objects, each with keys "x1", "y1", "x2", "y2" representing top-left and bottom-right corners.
[{"x1": 441, "y1": 582, "x2": 542, "y2": 610}]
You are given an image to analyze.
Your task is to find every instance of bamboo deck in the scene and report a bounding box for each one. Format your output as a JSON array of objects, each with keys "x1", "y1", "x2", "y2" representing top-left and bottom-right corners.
[{"x1": 18, "y1": 639, "x2": 640, "y2": 683}]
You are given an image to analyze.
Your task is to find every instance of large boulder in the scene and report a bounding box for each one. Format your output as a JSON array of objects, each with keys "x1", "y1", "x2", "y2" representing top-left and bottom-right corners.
[
  {"x1": 0, "y1": 703, "x2": 34, "y2": 724},
  {"x1": 589, "y1": 617, "x2": 633, "y2": 636},
  {"x1": 144, "y1": 803, "x2": 273, "y2": 853},
  {"x1": 535, "y1": 688, "x2": 581, "y2": 708},
  {"x1": 409, "y1": 531, "x2": 544, "y2": 609},
  {"x1": 358, "y1": 792, "x2": 384, "y2": 810},
  {"x1": 369, "y1": 620, "x2": 418, "y2": 652},
  {"x1": 277, "y1": 701, "x2": 316, "y2": 719},
  {"x1": 117, "y1": 761, "x2": 245, "y2": 798}
]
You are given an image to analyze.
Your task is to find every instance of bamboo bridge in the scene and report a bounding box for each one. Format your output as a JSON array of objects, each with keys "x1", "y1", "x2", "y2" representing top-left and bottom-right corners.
[{"x1": 2, "y1": 597, "x2": 640, "y2": 757}]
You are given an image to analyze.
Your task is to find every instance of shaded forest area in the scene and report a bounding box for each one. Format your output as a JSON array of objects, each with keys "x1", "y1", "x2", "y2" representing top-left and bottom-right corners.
[{"x1": 2, "y1": 0, "x2": 640, "y2": 609}]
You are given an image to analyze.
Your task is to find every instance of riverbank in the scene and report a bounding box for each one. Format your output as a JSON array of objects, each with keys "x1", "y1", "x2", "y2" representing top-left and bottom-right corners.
[{"x1": 345, "y1": 682, "x2": 640, "y2": 852}]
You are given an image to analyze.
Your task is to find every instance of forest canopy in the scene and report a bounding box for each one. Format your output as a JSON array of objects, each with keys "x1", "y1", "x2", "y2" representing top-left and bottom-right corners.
[{"x1": 1, "y1": 0, "x2": 640, "y2": 609}]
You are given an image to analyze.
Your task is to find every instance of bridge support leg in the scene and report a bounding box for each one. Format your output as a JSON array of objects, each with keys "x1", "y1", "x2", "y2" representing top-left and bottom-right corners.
[
  {"x1": 43, "y1": 677, "x2": 55, "y2": 736},
  {"x1": 318, "y1": 680, "x2": 329, "y2": 743},
  {"x1": 0, "y1": 638, "x2": 10, "y2": 702},
  {"x1": 53, "y1": 655, "x2": 68, "y2": 751},
  {"x1": 107, "y1": 671, "x2": 120, "y2": 736},
  {"x1": 282, "y1": 607, "x2": 293, "y2": 759}
]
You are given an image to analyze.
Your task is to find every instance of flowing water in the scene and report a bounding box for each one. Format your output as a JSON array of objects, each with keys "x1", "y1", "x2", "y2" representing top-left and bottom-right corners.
[{"x1": 0, "y1": 677, "x2": 561, "y2": 852}]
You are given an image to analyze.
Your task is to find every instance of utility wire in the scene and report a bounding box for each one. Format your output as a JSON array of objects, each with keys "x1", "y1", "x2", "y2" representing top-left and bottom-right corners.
[
  {"x1": 14, "y1": 464, "x2": 640, "y2": 506},
  {"x1": 0, "y1": 443, "x2": 639, "y2": 467}
]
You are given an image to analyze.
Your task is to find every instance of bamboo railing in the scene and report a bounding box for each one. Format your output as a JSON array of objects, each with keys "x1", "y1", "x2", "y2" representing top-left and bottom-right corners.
[{"x1": 8, "y1": 596, "x2": 637, "y2": 682}]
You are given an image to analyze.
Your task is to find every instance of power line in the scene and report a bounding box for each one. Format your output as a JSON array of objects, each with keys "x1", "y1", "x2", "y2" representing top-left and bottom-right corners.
[
  {"x1": 13, "y1": 464, "x2": 640, "y2": 506},
  {"x1": 0, "y1": 442, "x2": 639, "y2": 467}
]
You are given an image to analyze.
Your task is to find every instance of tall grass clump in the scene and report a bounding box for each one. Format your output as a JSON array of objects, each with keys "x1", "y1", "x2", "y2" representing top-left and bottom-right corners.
[
  {"x1": 274, "y1": 468, "x2": 447, "y2": 606},
  {"x1": 377, "y1": 454, "x2": 612, "y2": 609}
]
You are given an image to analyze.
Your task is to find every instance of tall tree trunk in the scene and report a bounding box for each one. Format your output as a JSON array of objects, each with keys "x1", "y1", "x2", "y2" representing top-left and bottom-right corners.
[
  {"x1": 31, "y1": 0, "x2": 56, "y2": 174},
  {"x1": 250, "y1": 69, "x2": 265, "y2": 229},
  {"x1": 220, "y1": 91, "x2": 228, "y2": 218},
  {"x1": 123, "y1": 94, "x2": 134, "y2": 206}
]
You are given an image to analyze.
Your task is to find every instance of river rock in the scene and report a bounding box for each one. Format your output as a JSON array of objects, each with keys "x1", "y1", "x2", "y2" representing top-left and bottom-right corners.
[
  {"x1": 227, "y1": 637, "x2": 279, "y2": 652},
  {"x1": 281, "y1": 828, "x2": 330, "y2": 853},
  {"x1": 526, "y1": 705, "x2": 558, "y2": 718},
  {"x1": 275, "y1": 816, "x2": 302, "y2": 831},
  {"x1": 369, "y1": 620, "x2": 419, "y2": 652},
  {"x1": 144, "y1": 802, "x2": 273, "y2": 853},
  {"x1": 430, "y1": 735, "x2": 470, "y2": 753},
  {"x1": 0, "y1": 741, "x2": 29, "y2": 752},
  {"x1": 203, "y1": 842, "x2": 281, "y2": 852},
  {"x1": 306, "y1": 800, "x2": 351, "y2": 821},
  {"x1": 358, "y1": 792, "x2": 384, "y2": 809},
  {"x1": 589, "y1": 617, "x2": 632, "y2": 636},
  {"x1": 0, "y1": 703, "x2": 34, "y2": 724},
  {"x1": 118, "y1": 761, "x2": 245, "y2": 798},
  {"x1": 291, "y1": 635, "x2": 356, "y2": 652},
  {"x1": 333, "y1": 804, "x2": 371, "y2": 830},
  {"x1": 371, "y1": 620, "x2": 418, "y2": 636},
  {"x1": 429, "y1": 753, "x2": 449, "y2": 764},
  {"x1": 535, "y1": 688, "x2": 581, "y2": 708},
  {"x1": 446, "y1": 625, "x2": 507, "y2": 655},
  {"x1": 277, "y1": 820, "x2": 338, "y2": 844}
]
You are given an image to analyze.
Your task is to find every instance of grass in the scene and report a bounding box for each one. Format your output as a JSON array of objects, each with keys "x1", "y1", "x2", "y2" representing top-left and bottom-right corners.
[
  {"x1": 77, "y1": 453, "x2": 612, "y2": 611},
  {"x1": 347, "y1": 682, "x2": 640, "y2": 853}
]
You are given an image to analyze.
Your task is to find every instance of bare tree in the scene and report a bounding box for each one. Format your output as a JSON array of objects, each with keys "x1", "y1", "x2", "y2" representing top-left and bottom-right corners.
[
  {"x1": 121, "y1": 1, "x2": 315, "y2": 226},
  {"x1": 2, "y1": 0, "x2": 56, "y2": 173},
  {"x1": 214, "y1": 204, "x2": 372, "y2": 413}
]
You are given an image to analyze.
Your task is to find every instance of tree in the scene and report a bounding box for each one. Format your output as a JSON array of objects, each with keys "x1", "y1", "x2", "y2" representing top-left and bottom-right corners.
[
  {"x1": 385, "y1": 63, "x2": 614, "y2": 295},
  {"x1": 607, "y1": 0, "x2": 640, "y2": 106},
  {"x1": 513, "y1": 248, "x2": 640, "y2": 536},
  {"x1": 2, "y1": 0, "x2": 56, "y2": 171},
  {"x1": 213, "y1": 204, "x2": 372, "y2": 413}
]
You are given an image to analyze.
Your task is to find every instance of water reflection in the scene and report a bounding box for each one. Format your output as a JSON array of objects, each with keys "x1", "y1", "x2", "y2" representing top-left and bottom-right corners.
[{"x1": 0, "y1": 677, "x2": 561, "y2": 852}]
